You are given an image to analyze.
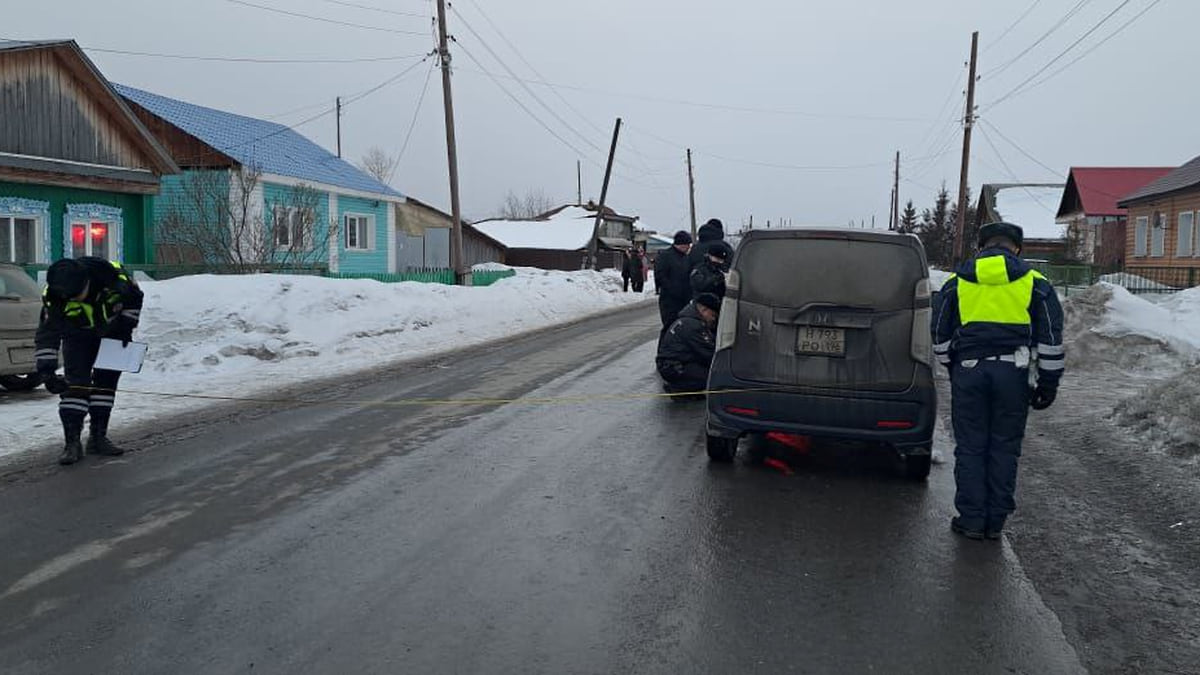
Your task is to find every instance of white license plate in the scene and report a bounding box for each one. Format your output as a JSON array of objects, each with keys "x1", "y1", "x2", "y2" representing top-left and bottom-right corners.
[
  {"x1": 797, "y1": 327, "x2": 845, "y2": 356},
  {"x1": 8, "y1": 347, "x2": 35, "y2": 365}
]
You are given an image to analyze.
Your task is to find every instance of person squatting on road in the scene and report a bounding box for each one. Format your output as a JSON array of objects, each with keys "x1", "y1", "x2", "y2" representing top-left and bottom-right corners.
[
  {"x1": 654, "y1": 230, "x2": 693, "y2": 334},
  {"x1": 690, "y1": 243, "x2": 729, "y2": 300},
  {"x1": 931, "y1": 222, "x2": 1065, "y2": 541},
  {"x1": 36, "y1": 257, "x2": 143, "y2": 466},
  {"x1": 656, "y1": 292, "x2": 721, "y2": 394}
]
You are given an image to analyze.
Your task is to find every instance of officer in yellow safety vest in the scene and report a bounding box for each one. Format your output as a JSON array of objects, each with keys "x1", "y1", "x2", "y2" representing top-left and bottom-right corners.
[
  {"x1": 931, "y1": 222, "x2": 1065, "y2": 541},
  {"x1": 35, "y1": 257, "x2": 144, "y2": 466}
]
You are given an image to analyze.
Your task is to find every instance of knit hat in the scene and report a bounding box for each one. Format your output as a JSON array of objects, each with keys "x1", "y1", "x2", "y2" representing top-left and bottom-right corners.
[
  {"x1": 695, "y1": 292, "x2": 722, "y2": 313},
  {"x1": 46, "y1": 259, "x2": 88, "y2": 300},
  {"x1": 707, "y1": 245, "x2": 729, "y2": 261},
  {"x1": 673, "y1": 230, "x2": 693, "y2": 245}
]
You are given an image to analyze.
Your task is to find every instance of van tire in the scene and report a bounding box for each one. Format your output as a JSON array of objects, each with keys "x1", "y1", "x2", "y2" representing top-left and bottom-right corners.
[
  {"x1": 902, "y1": 453, "x2": 932, "y2": 481},
  {"x1": 706, "y1": 434, "x2": 738, "y2": 463}
]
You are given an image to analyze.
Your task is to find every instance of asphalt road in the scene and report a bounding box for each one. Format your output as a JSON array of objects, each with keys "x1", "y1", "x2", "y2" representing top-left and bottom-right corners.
[{"x1": 0, "y1": 304, "x2": 1085, "y2": 674}]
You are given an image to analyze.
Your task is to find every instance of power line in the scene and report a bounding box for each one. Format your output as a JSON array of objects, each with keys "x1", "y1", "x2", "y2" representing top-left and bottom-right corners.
[
  {"x1": 314, "y1": 0, "x2": 429, "y2": 18},
  {"x1": 982, "y1": 0, "x2": 1094, "y2": 80},
  {"x1": 989, "y1": 0, "x2": 1134, "y2": 109},
  {"x1": 977, "y1": 124, "x2": 1057, "y2": 212},
  {"x1": 984, "y1": 0, "x2": 1045, "y2": 53},
  {"x1": 225, "y1": 0, "x2": 429, "y2": 35},
  {"x1": 978, "y1": 119, "x2": 1063, "y2": 178},
  {"x1": 988, "y1": 0, "x2": 1162, "y2": 108},
  {"x1": 396, "y1": 60, "x2": 437, "y2": 163},
  {"x1": 86, "y1": 46, "x2": 428, "y2": 64}
]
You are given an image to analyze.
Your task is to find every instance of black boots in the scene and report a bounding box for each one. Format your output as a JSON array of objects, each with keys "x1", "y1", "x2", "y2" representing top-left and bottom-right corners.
[
  {"x1": 59, "y1": 419, "x2": 84, "y2": 466},
  {"x1": 87, "y1": 420, "x2": 126, "y2": 457}
]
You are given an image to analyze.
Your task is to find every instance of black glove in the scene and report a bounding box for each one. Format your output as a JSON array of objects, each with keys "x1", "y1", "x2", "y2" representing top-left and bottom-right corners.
[
  {"x1": 1030, "y1": 386, "x2": 1057, "y2": 411},
  {"x1": 44, "y1": 375, "x2": 69, "y2": 395},
  {"x1": 105, "y1": 314, "x2": 136, "y2": 347}
]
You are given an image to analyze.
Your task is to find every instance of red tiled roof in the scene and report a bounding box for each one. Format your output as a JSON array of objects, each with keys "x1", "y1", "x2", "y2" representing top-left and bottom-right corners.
[{"x1": 1058, "y1": 167, "x2": 1174, "y2": 217}]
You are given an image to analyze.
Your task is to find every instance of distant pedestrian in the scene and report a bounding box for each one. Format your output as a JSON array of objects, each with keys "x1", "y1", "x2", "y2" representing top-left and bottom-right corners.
[
  {"x1": 688, "y1": 218, "x2": 734, "y2": 272},
  {"x1": 36, "y1": 257, "x2": 144, "y2": 465},
  {"x1": 931, "y1": 222, "x2": 1065, "y2": 541},
  {"x1": 656, "y1": 292, "x2": 721, "y2": 394},
  {"x1": 690, "y1": 244, "x2": 729, "y2": 300},
  {"x1": 621, "y1": 250, "x2": 634, "y2": 292},
  {"x1": 654, "y1": 231, "x2": 693, "y2": 334},
  {"x1": 629, "y1": 247, "x2": 646, "y2": 293}
]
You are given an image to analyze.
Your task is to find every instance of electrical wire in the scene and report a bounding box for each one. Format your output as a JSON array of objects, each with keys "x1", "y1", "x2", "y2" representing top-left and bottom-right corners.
[
  {"x1": 984, "y1": 0, "x2": 1045, "y2": 53},
  {"x1": 981, "y1": 0, "x2": 1094, "y2": 80},
  {"x1": 978, "y1": 119, "x2": 1064, "y2": 179},
  {"x1": 84, "y1": 47, "x2": 428, "y2": 64},
  {"x1": 225, "y1": 0, "x2": 429, "y2": 36},
  {"x1": 977, "y1": 125, "x2": 1058, "y2": 212},
  {"x1": 315, "y1": 0, "x2": 429, "y2": 19},
  {"x1": 396, "y1": 60, "x2": 436, "y2": 163}
]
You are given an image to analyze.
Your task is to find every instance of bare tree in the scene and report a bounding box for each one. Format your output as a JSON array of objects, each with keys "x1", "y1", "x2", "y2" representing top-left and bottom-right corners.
[
  {"x1": 497, "y1": 188, "x2": 556, "y2": 220},
  {"x1": 358, "y1": 147, "x2": 400, "y2": 186},
  {"x1": 156, "y1": 167, "x2": 337, "y2": 273}
]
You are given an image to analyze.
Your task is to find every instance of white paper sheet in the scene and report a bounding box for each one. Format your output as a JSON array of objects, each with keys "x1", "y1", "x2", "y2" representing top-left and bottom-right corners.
[{"x1": 94, "y1": 339, "x2": 148, "y2": 374}]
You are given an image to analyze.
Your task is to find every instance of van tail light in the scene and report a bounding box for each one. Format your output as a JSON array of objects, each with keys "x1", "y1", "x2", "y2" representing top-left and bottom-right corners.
[
  {"x1": 766, "y1": 432, "x2": 812, "y2": 453},
  {"x1": 911, "y1": 278, "x2": 932, "y2": 366},
  {"x1": 716, "y1": 270, "x2": 739, "y2": 351},
  {"x1": 725, "y1": 406, "x2": 759, "y2": 417},
  {"x1": 876, "y1": 420, "x2": 915, "y2": 429}
]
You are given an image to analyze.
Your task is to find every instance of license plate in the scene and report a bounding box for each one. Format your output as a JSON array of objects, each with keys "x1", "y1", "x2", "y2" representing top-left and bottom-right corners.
[
  {"x1": 797, "y1": 327, "x2": 845, "y2": 356},
  {"x1": 8, "y1": 347, "x2": 35, "y2": 365}
]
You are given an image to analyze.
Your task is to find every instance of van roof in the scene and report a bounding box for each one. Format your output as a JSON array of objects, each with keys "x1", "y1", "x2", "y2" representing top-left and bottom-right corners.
[{"x1": 741, "y1": 227, "x2": 923, "y2": 247}]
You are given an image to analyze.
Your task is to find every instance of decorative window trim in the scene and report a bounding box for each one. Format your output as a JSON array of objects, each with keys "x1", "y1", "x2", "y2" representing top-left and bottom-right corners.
[
  {"x1": 0, "y1": 197, "x2": 51, "y2": 263},
  {"x1": 64, "y1": 203, "x2": 123, "y2": 261}
]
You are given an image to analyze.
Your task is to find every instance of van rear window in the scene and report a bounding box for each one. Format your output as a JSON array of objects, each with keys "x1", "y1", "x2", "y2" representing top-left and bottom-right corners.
[{"x1": 737, "y1": 238, "x2": 925, "y2": 310}]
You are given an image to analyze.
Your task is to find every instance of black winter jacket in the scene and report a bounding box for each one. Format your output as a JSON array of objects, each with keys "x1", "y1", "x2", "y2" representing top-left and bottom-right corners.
[
  {"x1": 656, "y1": 302, "x2": 716, "y2": 367},
  {"x1": 35, "y1": 258, "x2": 143, "y2": 373},
  {"x1": 690, "y1": 260, "x2": 726, "y2": 299},
  {"x1": 654, "y1": 246, "x2": 692, "y2": 307},
  {"x1": 687, "y1": 221, "x2": 733, "y2": 271}
]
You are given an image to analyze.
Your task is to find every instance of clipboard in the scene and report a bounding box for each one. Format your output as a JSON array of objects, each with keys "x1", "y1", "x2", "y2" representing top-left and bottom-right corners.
[{"x1": 94, "y1": 338, "x2": 149, "y2": 374}]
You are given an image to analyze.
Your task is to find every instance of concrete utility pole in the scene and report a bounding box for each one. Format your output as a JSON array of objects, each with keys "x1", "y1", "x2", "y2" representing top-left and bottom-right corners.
[
  {"x1": 953, "y1": 31, "x2": 979, "y2": 265},
  {"x1": 686, "y1": 148, "x2": 697, "y2": 239},
  {"x1": 891, "y1": 150, "x2": 900, "y2": 230},
  {"x1": 335, "y1": 97, "x2": 342, "y2": 158},
  {"x1": 577, "y1": 160, "x2": 582, "y2": 206},
  {"x1": 586, "y1": 118, "x2": 621, "y2": 270},
  {"x1": 436, "y1": 0, "x2": 469, "y2": 285}
]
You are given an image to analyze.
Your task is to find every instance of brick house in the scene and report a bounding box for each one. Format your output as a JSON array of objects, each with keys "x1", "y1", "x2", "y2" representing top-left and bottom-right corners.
[
  {"x1": 1055, "y1": 167, "x2": 1172, "y2": 269},
  {"x1": 1118, "y1": 155, "x2": 1200, "y2": 288}
]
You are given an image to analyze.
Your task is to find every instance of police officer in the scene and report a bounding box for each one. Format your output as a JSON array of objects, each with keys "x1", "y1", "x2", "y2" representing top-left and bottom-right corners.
[
  {"x1": 36, "y1": 257, "x2": 143, "y2": 465},
  {"x1": 931, "y1": 222, "x2": 1064, "y2": 541},
  {"x1": 690, "y1": 244, "x2": 729, "y2": 300},
  {"x1": 656, "y1": 292, "x2": 721, "y2": 394}
]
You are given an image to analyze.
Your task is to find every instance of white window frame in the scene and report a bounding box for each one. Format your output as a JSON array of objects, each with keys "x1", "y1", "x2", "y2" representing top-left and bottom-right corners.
[
  {"x1": 273, "y1": 206, "x2": 315, "y2": 251},
  {"x1": 0, "y1": 215, "x2": 44, "y2": 264},
  {"x1": 343, "y1": 213, "x2": 374, "y2": 252},
  {"x1": 0, "y1": 197, "x2": 51, "y2": 263},
  {"x1": 1178, "y1": 211, "x2": 1195, "y2": 258},
  {"x1": 1134, "y1": 216, "x2": 1149, "y2": 257},
  {"x1": 63, "y1": 204, "x2": 123, "y2": 261},
  {"x1": 1150, "y1": 212, "x2": 1167, "y2": 258}
]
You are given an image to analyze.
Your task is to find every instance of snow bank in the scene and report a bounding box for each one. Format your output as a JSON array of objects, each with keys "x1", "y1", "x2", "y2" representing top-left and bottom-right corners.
[
  {"x1": 0, "y1": 268, "x2": 653, "y2": 460},
  {"x1": 1113, "y1": 364, "x2": 1200, "y2": 459},
  {"x1": 1062, "y1": 284, "x2": 1199, "y2": 374},
  {"x1": 929, "y1": 268, "x2": 954, "y2": 289}
]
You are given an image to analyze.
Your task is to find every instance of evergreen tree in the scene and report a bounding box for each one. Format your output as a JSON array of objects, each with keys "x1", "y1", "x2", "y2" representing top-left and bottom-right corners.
[{"x1": 897, "y1": 200, "x2": 919, "y2": 234}]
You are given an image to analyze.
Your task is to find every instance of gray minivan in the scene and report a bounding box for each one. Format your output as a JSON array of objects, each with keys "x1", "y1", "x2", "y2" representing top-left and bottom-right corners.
[
  {"x1": 705, "y1": 228, "x2": 936, "y2": 479},
  {"x1": 0, "y1": 264, "x2": 44, "y2": 391}
]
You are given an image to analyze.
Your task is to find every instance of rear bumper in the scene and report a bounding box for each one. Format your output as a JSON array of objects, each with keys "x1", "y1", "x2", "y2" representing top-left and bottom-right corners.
[
  {"x1": 706, "y1": 367, "x2": 936, "y2": 450},
  {"x1": 0, "y1": 336, "x2": 38, "y2": 376}
]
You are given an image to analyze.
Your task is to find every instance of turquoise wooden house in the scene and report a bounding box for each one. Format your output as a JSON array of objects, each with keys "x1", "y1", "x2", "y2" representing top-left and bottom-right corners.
[
  {"x1": 0, "y1": 40, "x2": 178, "y2": 266},
  {"x1": 114, "y1": 84, "x2": 405, "y2": 274}
]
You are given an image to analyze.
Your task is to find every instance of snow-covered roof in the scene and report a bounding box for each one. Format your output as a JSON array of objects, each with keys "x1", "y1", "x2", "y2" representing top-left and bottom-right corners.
[
  {"x1": 991, "y1": 185, "x2": 1065, "y2": 240},
  {"x1": 472, "y1": 206, "x2": 598, "y2": 250}
]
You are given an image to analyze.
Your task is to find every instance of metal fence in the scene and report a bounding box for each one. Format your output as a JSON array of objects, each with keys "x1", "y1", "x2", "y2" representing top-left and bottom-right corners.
[
  {"x1": 1029, "y1": 263, "x2": 1200, "y2": 296},
  {"x1": 21, "y1": 264, "x2": 516, "y2": 287}
]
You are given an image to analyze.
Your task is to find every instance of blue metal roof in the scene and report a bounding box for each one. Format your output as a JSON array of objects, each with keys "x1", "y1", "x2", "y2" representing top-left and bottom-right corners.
[{"x1": 113, "y1": 83, "x2": 402, "y2": 199}]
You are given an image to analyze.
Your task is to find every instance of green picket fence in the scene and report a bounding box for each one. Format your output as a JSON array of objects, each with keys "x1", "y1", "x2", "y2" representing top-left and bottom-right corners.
[{"x1": 21, "y1": 263, "x2": 516, "y2": 287}]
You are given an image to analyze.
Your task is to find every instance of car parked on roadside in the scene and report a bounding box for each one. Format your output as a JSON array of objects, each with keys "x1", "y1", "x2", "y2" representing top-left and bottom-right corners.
[
  {"x1": 0, "y1": 263, "x2": 44, "y2": 392},
  {"x1": 704, "y1": 228, "x2": 936, "y2": 479}
]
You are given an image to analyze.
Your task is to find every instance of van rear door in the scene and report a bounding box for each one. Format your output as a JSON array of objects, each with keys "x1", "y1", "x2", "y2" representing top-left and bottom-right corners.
[{"x1": 730, "y1": 234, "x2": 926, "y2": 393}]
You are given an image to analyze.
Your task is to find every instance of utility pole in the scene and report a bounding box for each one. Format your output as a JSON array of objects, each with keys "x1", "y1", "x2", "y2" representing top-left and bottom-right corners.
[
  {"x1": 686, "y1": 148, "x2": 698, "y2": 239},
  {"x1": 335, "y1": 96, "x2": 342, "y2": 158},
  {"x1": 892, "y1": 150, "x2": 900, "y2": 230},
  {"x1": 953, "y1": 31, "x2": 979, "y2": 265},
  {"x1": 436, "y1": 0, "x2": 468, "y2": 285},
  {"x1": 576, "y1": 160, "x2": 582, "y2": 206},
  {"x1": 586, "y1": 118, "x2": 622, "y2": 270}
]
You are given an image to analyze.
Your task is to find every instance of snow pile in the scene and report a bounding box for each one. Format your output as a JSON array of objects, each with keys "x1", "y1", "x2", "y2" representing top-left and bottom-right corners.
[
  {"x1": 1113, "y1": 364, "x2": 1200, "y2": 459},
  {"x1": 1094, "y1": 284, "x2": 1200, "y2": 357},
  {"x1": 0, "y1": 268, "x2": 652, "y2": 460},
  {"x1": 1062, "y1": 284, "x2": 1200, "y2": 373},
  {"x1": 929, "y1": 268, "x2": 954, "y2": 289}
]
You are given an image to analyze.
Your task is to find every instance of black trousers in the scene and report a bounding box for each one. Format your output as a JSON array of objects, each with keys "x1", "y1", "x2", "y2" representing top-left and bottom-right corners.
[
  {"x1": 657, "y1": 359, "x2": 709, "y2": 393},
  {"x1": 658, "y1": 297, "x2": 686, "y2": 336},
  {"x1": 631, "y1": 277, "x2": 645, "y2": 293},
  {"x1": 59, "y1": 332, "x2": 122, "y2": 434}
]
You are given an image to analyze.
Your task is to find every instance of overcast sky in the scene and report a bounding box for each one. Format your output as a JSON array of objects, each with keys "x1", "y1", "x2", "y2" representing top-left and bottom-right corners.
[{"x1": 6, "y1": 0, "x2": 1196, "y2": 232}]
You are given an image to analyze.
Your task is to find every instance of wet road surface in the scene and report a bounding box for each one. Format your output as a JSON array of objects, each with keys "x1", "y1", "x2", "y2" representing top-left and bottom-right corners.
[{"x1": 0, "y1": 305, "x2": 1084, "y2": 673}]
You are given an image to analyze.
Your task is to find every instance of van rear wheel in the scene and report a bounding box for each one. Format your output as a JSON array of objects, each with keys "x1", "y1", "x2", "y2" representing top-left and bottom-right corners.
[{"x1": 706, "y1": 434, "x2": 738, "y2": 463}]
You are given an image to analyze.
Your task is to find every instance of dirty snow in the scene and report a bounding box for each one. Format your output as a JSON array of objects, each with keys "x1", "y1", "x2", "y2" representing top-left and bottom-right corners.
[{"x1": 0, "y1": 268, "x2": 654, "y2": 461}]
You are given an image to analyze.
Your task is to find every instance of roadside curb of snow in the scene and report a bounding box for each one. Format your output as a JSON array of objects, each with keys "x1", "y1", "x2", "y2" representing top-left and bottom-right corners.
[{"x1": 0, "y1": 298, "x2": 657, "y2": 481}]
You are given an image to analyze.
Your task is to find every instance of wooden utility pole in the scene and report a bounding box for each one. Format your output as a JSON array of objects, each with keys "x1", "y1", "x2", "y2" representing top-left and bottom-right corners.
[
  {"x1": 436, "y1": 0, "x2": 468, "y2": 285},
  {"x1": 586, "y1": 118, "x2": 621, "y2": 270},
  {"x1": 686, "y1": 148, "x2": 698, "y2": 239},
  {"x1": 953, "y1": 31, "x2": 979, "y2": 265},
  {"x1": 891, "y1": 150, "x2": 900, "y2": 230},
  {"x1": 335, "y1": 96, "x2": 342, "y2": 158},
  {"x1": 577, "y1": 160, "x2": 582, "y2": 206}
]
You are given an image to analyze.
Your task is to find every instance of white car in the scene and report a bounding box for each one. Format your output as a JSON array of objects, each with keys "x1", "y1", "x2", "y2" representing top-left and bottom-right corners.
[{"x1": 0, "y1": 263, "x2": 44, "y2": 391}]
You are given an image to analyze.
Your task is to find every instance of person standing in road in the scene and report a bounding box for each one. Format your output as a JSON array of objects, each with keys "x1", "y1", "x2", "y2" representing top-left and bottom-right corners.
[
  {"x1": 688, "y1": 218, "x2": 734, "y2": 271},
  {"x1": 36, "y1": 257, "x2": 143, "y2": 465},
  {"x1": 690, "y1": 244, "x2": 729, "y2": 300},
  {"x1": 629, "y1": 246, "x2": 646, "y2": 293},
  {"x1": 654, "y1": 231, "x2": 693, "y2": 334},
  {"x1": 931, "y1": 222, "x2": 1065, "y2": 541},
  {"x1": 621, "y1": 250, "x2": 634, "y2": 292},
  {"x1": 656, "y1": 292, "x2": 721, "y2": 394}
]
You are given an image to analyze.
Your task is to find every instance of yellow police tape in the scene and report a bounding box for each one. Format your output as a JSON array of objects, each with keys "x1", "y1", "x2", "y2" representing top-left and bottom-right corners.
[{"x1": 70, "y1": 384, "x2": 779, "y2": 409}]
